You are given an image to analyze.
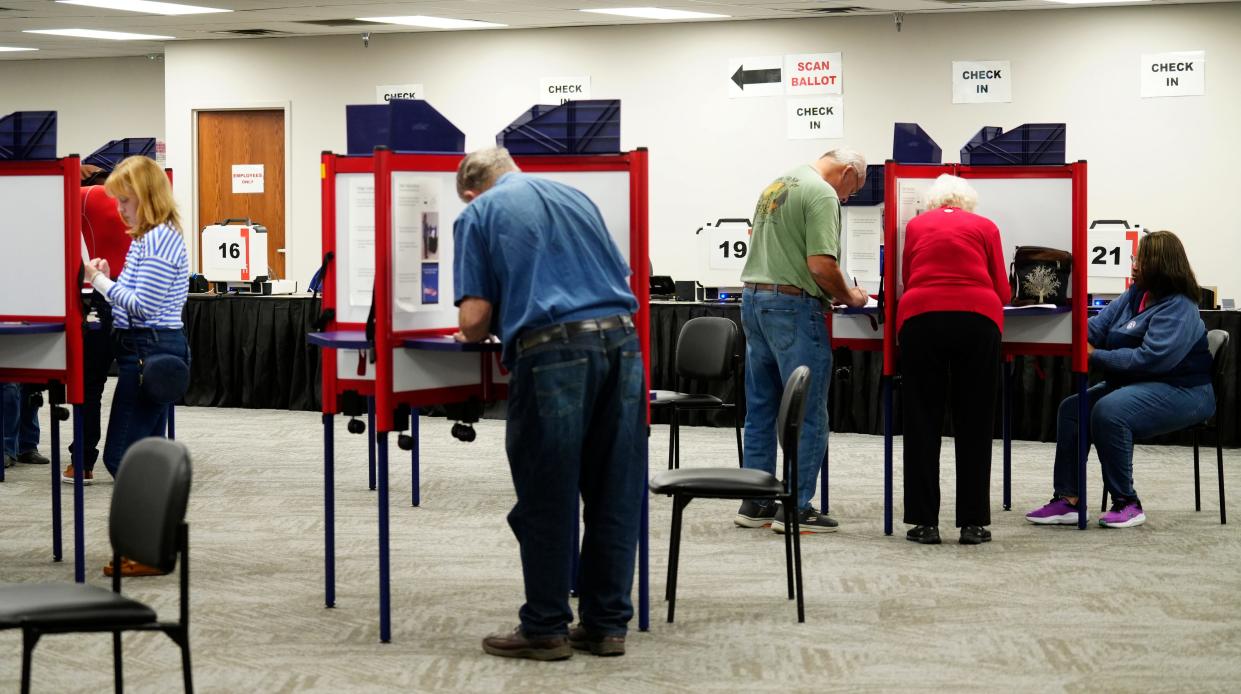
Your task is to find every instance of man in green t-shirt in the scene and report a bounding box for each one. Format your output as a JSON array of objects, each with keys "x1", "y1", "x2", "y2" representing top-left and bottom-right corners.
[{"x1": 735, "y1": 149, "x2": 870, "y2": 534}]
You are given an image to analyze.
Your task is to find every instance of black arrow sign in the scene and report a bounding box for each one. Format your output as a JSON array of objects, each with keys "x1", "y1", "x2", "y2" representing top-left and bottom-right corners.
[{"x1": 731, "y1": 65, "x2": 782, "y2": 90}]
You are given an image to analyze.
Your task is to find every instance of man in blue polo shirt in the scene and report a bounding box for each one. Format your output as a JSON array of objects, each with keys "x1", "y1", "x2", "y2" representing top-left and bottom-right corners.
[{"x1": 453, "y1": 147, "x2": 643, "y2": 661}]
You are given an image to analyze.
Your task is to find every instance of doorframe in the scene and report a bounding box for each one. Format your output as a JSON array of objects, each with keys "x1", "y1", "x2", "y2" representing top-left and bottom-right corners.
[{"x1": 189, "y1": 100, "x2": 292, "y2": 276}]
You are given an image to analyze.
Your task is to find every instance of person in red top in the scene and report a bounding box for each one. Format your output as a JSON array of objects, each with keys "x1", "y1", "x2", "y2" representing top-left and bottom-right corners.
[
  {"x1": 897, "y1": 174, "x2": 1010, "y2": 546},
  {"x1": 64, "y1": 180, "x2": 133, "y2": 484}
]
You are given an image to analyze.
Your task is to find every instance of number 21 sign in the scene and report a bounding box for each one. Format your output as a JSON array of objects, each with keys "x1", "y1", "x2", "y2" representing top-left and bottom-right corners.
[{"x1": 1086, "y1": 228, "x2": 1132, "y2": 279}]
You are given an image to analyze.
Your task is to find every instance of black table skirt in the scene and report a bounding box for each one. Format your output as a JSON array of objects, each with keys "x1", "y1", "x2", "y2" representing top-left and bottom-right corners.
[
  {"x1": 177, "y1": 296, "x2": 1238, "y2": 448},
  {"x1": 649, "y1": 303, "x2": 1240, "y2": 448},
  {"x1": 183, "y1": 295, "x2": 321, "y2": 411}
]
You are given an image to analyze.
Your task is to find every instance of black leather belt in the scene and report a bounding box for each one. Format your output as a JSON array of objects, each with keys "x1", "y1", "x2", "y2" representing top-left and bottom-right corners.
[
  {"x1": 517, "y1": 314, "x2": 634, "y2": 352},
  {"x1": 745, "y1": 282, "x2": 813, "y2": 298}
]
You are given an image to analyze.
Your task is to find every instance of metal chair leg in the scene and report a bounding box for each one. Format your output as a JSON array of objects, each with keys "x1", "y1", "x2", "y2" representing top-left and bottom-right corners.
[
  {"x1": 1218, "y1": 437, "x2": 1227, "y2": 525},
  {"x1": 182, "y1": 639, "x2": 194, "y2": 693},
  {"x1": 113, "y1": 630, "x2": 124, "y2": 693},
  {"x1": 734, "y1": 409, "x2": 743, "y2": 468},
  {"x1": 21, "y1": 629, "x2": 40, "y2": 694},
  {"x1": 1193, "y1": 429, "x2": 1202, "y2": 512},
  {"x1": 792, "y1": 510, "x2": 805, "y2": 623},
  {"x1": 666, "y1": 496, "x2": 689, "y2": 623},
  {"x1": 666, "y1": 406, "x2": 676, "y2": 471},
  {"x1": 782, "y1": 502, "x2": 794, "y2": 599}
]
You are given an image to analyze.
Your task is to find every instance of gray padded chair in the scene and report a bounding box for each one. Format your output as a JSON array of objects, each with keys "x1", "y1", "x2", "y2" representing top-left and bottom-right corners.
[
  {"x1": 650, "y1": 317, "x2": 743, "y2": 470},
  {"x1": 1101, "y1": 329, "x2": 1230, "y2": 523},
  {"x1": 649, "y1": 365, "x2": 810, "y2": 623},
  {"x1": 0, "y1": 438, "x2": 194, "y2": 693}
]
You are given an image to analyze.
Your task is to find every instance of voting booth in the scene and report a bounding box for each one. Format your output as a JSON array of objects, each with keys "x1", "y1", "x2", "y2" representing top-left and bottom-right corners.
[
  {"x1": 0, "y1": 117, "x2": 89, "y2": 582},
  {"x1": 310, "y1": 101, "x2": 652, "y2": 642},
  {"x1": 869, "y1": 158, "x2": 1090, "y2": 534}
]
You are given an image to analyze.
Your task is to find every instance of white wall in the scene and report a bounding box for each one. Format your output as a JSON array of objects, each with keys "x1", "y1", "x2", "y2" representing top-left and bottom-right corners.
[
  {"x1": 163, "y1": 5, "x2": 1241, "y2": 300},
  {"x1": 0, "y1": 57, "x2": 164, "y2": 159}
]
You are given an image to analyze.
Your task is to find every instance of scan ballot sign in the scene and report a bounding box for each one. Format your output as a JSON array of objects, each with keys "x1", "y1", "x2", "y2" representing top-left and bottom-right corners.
[{"x1": 784, "y1": 52, "x2": 842, "y2": 96}]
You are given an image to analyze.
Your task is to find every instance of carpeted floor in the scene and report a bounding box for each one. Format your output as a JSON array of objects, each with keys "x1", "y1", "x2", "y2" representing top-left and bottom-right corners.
[{"x1": 1, "y1": 392, "x2": 1238, "y2": 693}]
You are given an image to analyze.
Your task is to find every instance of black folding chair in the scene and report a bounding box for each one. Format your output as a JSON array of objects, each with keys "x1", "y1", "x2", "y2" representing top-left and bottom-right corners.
[
  {"x1": 0, "y1": 437, "x2": 194, "y2": 693},
  {"x1": 650, "y1": 316, "x2": 743, "y2": 470},
  {"x1": 649, "y1": 365, "x2": 810, "y2": 623},
  {"x1": 1102, "y1": 329, "x2": 1230, "y2": 523}
]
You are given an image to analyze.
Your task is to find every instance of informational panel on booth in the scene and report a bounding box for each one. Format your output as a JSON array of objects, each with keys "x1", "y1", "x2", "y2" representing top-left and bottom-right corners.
[
  {"x1": 346, "y1": 176, "x2": 376, "y2": 308},
  {"x1": 843, "y1": 205, "x2": 883, "y2": 290}
]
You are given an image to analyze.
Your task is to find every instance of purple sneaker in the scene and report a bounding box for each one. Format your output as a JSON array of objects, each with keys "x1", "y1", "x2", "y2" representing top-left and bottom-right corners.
[
  {"x1": 1099, "y1": 500, "x2": 1146, "y2": 528},
  {"x1": 1025, "y1": 497, "x2": 1080, "y2": 525}
]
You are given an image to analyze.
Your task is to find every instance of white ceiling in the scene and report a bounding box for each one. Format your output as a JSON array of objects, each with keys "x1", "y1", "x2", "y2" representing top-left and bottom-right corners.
[{"x1": 0, "y1": 0, "x2": 1233, "y2": 60}]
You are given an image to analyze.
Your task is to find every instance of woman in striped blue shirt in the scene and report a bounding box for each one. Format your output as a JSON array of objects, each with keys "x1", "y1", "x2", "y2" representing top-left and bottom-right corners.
[{"x1": 83, "y1": 155, "x2": 190, "y2": 485}]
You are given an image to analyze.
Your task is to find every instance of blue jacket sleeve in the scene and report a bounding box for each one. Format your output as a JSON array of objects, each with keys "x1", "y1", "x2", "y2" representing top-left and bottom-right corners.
[
  {"x1": 1090, "y1": 298, "x2": 1200, "y2": 374},
  {"x1": 1087, "y1": 287, "x2": 1130, "y2": 346}
]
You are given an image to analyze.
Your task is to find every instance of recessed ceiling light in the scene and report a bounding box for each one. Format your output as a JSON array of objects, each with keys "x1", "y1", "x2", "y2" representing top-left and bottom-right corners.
[
  {"x1": 24, "y1": 28, "x2": 175, "y2": 40},
  {"x1": 1044, "y1": 0, "x2": 1151, "y2": 4},
  {"x1": 0, "y1": 46, "x2": 39, "y2": 52},
  {"x1": 56, "y1": 0, "x2": 229, "y2": 14},
  {"x1": 356, "y1": 15, "x2": 507, "y2": 30},
  {"x1": 580, "y1": 7, "x2": 730, "y2": 20}
]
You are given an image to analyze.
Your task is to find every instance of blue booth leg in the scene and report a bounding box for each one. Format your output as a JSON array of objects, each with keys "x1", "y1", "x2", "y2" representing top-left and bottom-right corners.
[
  {"x1": 410, "y1": 409, "x2": 420, "y2": 507},
  {"x1": 73, "y1": 406, "x2": 85, "y2": 583},
  {"x1": 367, "y1": 397, "x2": 376, "y2": 491},
  {"x1": 883, "y1": 376, "x2": 894, "y2": 537},
  {"x1": 378, "y1": 432, "x2": 391, "y2": 643},
  {"x1": 324, "y1": 413, "x2": 335, "y2": 608},
  {"x1": 1076, "y1": 373, "x2": 1089, "y2": 530},
  {"x1": 50, "y1": 400, "x2": 62, "y2": 562},
  {"x1": 1003, "y1": 361, "x2": 1013, "y2": 511}
]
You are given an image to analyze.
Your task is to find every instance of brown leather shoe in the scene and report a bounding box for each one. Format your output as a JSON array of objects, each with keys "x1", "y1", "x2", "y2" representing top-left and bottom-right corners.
[
  {"x1": 481, "y1": 626, "x2": 572, "y2": 661},
  {"x1": 568, "y1": 624, "x2": 626, "y2": 656},
  {"x1": 103, "y1": 557, "x2": 166, "y2": 578}
]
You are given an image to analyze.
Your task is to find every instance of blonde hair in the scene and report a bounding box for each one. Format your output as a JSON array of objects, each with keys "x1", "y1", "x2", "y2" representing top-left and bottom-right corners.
[
  {"x1": 924, "y1": 174, "x2": 979, "y2": 212},
  {"x1": 105, "y1": 155, "x2": 182, "y2": 239}
]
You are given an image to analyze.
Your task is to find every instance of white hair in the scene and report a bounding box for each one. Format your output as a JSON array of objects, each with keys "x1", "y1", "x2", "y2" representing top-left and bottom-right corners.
[
  {"x1": 456, "y1": 147, "x2": 520, "y2": 201},
  {"x1": 821, "y1": 148, "x2": 868, "y2": 184},
  {"x1": 924, "y1": 174, "x2": 978, "y2": 212}
]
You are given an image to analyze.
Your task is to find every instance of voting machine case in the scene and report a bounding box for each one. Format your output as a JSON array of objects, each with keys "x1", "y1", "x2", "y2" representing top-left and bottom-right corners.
[{"x1": 0, "y1": 157, "x2": 85, "y2": 402}]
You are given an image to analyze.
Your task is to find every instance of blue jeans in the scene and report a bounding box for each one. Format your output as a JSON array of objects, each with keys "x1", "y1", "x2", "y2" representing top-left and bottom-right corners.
[
  {"x1": 1, "y1": 383, "x2": 41, "y2": 457},
  {"x1": 101, "y1": 328, "x2": 189, "y2": 477},
  {"x1": 505, "y1": 321, "x2": 645, "y2": 636},
  {"x1": 1053, "y1": 380, "x2": 1215, "y2": 500},
  {"x1": 73, "y1": 292, "x2": 115, "y2": 470},
  {"x1": 741, "y1": 287, "x2": 830, "y2": 510}
]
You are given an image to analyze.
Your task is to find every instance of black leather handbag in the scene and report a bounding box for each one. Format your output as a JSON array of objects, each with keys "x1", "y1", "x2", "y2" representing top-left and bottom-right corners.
[{"x1": 1009, "y1": 246, "x2": 1072, "y2": 306}]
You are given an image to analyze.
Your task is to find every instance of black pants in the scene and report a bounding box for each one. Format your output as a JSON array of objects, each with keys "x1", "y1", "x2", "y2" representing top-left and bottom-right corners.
[
  {"x1": 900, "y1": 312, "x2": 1000, "y2": 527},
  {"x1": 72, "y1": 293, "x2": 114, "y2": 470}
]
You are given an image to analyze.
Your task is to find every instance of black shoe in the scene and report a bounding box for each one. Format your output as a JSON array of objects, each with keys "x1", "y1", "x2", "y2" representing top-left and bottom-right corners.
[
  {"x1": 959, "y1": 526, "x2": 992, "y2": 545},
  {"x1": 771, "y1": 507, "x2": 839, "y2": 534},
  {"x1": 17, "y1": 450, "x2": 50, "y2": 465},
  {"x1": 568, "y1": 624, "x2": 625, "y2": 656},
  {"x1": 735, "y1": 500, "x2": 781, "y2": 528},
  {"x1": 482, "y1": 626, "x2": 572, "y2": 661},
  {"x1": 3, "y1": 455, "x2": 15, "y2": 469},
  {"x1": 906, "y1": 525, "x2": 941, "y2": 544}
]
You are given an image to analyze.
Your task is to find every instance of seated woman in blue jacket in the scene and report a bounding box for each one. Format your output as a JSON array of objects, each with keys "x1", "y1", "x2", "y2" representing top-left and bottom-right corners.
[{"x1": 1026, "y1": 230, "x2": 1214, "y2": 528}]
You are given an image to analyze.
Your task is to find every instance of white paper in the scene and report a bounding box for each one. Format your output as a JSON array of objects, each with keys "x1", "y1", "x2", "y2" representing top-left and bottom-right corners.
[
  {"x1": 952, "y1": 60, "x2": 1012, "y2": 104},
  {"x1": 231, "y1": 164, "x2": 264, "y2": 194},
  {"x1": 347, "y1": 177, "x2": 375, "y2": 307},
  {"x1": 786, "y1": 96, "x2": 843, "y2": 140},
  {"x1": 1004, "y1": 303, "x2": 1057, "y2": 311},
  {"x1": 392, "y1": 174, "x2": 437, "y2": 313},
  {"x1": 844, "y1": 206, "x2": 883, "y2": 284},
  {"x1": 784, "y1": 52, "x2": 842, "y2": 96},
  {"x1": 539, "y1": 76, "x2": 591, "y2": 105},
  {"x1": 895, "y1": 178, "x2": 932, "y2": 296},
  {"x1": 1140, "y1": 51, "x2": 1204, "y2": 98},
  {"x1": 728, "y1": 55, "x2": 783, "y2": 98}
]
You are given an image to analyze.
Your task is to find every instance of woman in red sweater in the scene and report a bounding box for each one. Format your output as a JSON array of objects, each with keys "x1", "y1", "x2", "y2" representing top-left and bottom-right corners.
[{"x1": 898, "y1": 175, "x2": 1010, "y2": 545}]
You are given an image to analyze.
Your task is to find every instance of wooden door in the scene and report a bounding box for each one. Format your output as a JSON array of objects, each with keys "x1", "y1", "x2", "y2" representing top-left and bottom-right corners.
[{"x1": 197, "y1": 109, "x2": 286, "y2": 279}]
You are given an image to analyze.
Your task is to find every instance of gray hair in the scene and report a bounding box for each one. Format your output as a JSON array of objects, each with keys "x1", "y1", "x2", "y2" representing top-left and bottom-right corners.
[
  {"x1": 924, "y1": 174, "x2": 979, "y2": 212},
  {"x1": 820, "y1": 148, "x2": 868, "y2": 185},
  {"x1": 456, "y1": 147, "x2": 519, "y2": 201}
]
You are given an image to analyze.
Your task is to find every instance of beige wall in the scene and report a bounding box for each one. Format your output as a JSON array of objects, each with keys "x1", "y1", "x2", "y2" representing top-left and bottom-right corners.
[
  {"x1": 0, "y1": 56, "x2": 165, "y2": 159},
  {"x1": 161, "y1": 5, "x2": 1241, "y2": 298}
]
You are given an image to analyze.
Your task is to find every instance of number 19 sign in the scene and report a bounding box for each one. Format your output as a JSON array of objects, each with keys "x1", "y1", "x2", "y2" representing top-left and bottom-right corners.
[{"x1": 707, "y1": 222, "x2": 750, "y2": 271}]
